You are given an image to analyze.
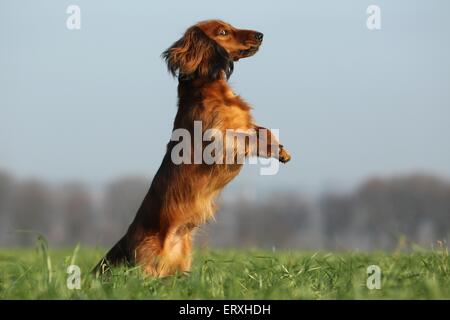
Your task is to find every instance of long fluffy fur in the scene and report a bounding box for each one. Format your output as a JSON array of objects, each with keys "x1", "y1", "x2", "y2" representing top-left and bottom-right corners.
[
  {"x1": 94, "y1": 20, "x2": 290, "y2": 277},
  {"x1": 162, "y1": 26, "x2": 233, "y2": 80}
]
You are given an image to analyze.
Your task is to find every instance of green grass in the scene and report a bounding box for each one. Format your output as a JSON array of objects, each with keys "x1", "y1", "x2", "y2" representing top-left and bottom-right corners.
[{"x1": 0, "y1": 242, "x2": 449, "y2": 299}]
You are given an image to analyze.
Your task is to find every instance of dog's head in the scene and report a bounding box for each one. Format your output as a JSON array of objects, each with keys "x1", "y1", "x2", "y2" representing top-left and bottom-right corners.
[{"x1": 163, "y1": 20, "x2": 263, "y2": 80}]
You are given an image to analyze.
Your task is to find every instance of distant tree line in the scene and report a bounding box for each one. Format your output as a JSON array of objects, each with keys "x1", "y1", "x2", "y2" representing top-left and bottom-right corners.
[{"x1": 0, "y1": 170, "x2": 449, "y2": 250}]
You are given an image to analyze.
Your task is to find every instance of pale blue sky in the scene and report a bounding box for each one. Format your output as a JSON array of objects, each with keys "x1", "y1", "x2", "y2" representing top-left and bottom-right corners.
[{"x1": 1, "y1": 0, "x2": 449, "y2": 193}]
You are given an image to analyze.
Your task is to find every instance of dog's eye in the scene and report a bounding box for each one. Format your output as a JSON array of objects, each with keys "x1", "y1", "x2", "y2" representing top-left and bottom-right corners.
[{"x1": 218, "y1": 29, "x2": 228, "y2": 36}]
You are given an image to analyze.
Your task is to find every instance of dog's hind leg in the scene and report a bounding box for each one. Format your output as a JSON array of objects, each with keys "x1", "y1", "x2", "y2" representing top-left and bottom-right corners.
[
  {"x1": 179, "y1": 232, "x2": 193, "y2": 273},
  {"x1": 137, "y1": 227, "x2": 193, "y2": 277}
]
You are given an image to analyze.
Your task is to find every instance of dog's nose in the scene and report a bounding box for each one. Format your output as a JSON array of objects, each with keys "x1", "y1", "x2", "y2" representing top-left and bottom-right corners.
[{"x1": 255, "y1": 32, "x2": 264, "y2": 42}]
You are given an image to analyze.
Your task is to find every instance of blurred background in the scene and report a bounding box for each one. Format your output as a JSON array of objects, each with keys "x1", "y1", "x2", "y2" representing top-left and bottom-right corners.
[{"x1": 1, "y1": 0, "x2": 449, "y2": 249}]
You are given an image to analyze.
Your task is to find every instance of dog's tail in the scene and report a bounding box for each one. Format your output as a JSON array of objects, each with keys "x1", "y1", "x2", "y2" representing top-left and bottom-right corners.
[{"x1": 92, "y1": 236, "x2": 131, "y2": 276}]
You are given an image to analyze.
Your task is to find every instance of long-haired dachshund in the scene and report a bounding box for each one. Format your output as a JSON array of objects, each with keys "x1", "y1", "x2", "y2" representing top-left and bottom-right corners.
[{"x1": 95, "y1": 20, "x2": 291, "y2": 277}]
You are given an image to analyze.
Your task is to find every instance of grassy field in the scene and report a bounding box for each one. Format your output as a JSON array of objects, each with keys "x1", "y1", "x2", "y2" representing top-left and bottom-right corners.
[{"x1": 0, "y1": 241, "x2": 449, "y2": 299}]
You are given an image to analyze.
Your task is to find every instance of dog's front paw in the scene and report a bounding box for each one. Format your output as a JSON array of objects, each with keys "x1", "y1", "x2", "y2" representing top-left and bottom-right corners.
[{"x1": 279, "y1": 147, "x2": 291, "y2": 163}]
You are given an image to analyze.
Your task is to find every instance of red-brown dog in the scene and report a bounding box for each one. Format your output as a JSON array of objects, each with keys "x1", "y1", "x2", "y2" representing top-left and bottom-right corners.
[{"x1": 95, "y1": 20, "x2": 291, "y2": 277}]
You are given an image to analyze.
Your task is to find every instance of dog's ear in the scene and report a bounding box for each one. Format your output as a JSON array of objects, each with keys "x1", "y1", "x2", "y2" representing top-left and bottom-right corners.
[{"x1": 162, "y1": 26, "x2": 233, "y2": 80}]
